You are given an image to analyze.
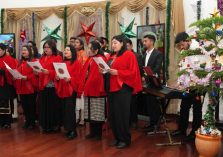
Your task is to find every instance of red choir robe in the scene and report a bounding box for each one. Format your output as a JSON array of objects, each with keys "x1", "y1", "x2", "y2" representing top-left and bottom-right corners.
[
  {"x1": 78, "y1": 54, "x2": 106, "y2": 97},
  {"x1": 0, "y1": 54, "x2": 17, "y2": 87},
  {"x1": 109, "y1": 50, "x2": 142, "y2": 93},
  {"x1": 38, "y1": 55, "x2": 62, "y2": 90},
  {"x1": 55, "y1": 60, "x2": 82, "y2": 98},
  {"x1": 14, "y1": 59, "x2": 36, "y2": 94}
]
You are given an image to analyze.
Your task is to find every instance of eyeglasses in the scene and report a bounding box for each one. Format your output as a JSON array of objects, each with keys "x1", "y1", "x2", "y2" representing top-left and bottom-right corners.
[{"x1": 44, "y1": 46, "x2": 50, "y2": 48}]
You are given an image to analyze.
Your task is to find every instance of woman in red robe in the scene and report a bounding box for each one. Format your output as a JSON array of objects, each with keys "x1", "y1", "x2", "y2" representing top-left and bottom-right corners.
[
  {"x1": 36, "y1": 39, "x2": 62, "y2": 133},
  {"x1": 78, "y1": 41, "x2": 106, "y2": 140},
  {"x1": 55, "y1": 45, "x2": 82, "y2": 139},
  {"x1": 104, "y1": 35, "x2": 142, "y2": 149},
  {"x1": 74, "y1": 38, "x2": 87, "y2": 126},
  {"x1": 0, "y1": 43, "x2": 17, "y2": 128},
  {"x1": 14, "y1": 45, "x2": 36, "y2": 129}
]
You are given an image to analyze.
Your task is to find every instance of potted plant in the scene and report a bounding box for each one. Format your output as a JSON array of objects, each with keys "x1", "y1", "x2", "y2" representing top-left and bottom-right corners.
[{"x1": 177, "y1": 10, "x2": 222, "y2": 157}]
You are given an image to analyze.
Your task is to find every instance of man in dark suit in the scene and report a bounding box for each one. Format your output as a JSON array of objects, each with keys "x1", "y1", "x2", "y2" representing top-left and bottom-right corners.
[
  {"x1": 172, "y1": 32, "x2": 202, "y2": 141},
  {"x1": 142, "y1": 35, "x2": 163, "y2": 132}
]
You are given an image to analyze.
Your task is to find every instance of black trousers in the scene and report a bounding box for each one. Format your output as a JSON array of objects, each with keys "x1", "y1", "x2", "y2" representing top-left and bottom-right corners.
[
  {"x1": 108, "y1": 84, "x2": 132, "y2": 144},
  {"x1": 179, "y1": 94, "x2": 202, "y2": 134},
  {"x1": 130, "y1": 94, "x2": 138, "y2": 124},
  {"x1": 146, "y1": 94, "x2": 161, "y2": 126},
  {"x1": 62, "y1": 92, "x2": 76, "y2": 132},
  {"x1": 20, "y1": 94, "x2": 36, "y2": 126},
  {"x1": 39, "y1": 87, "x2": 61, "y2": 131},
  {"x1": 0, "y1": 99, "x2": 12, "y2": 126}
]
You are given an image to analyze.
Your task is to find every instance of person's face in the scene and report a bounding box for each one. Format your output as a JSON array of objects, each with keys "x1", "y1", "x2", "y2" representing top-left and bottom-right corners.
[
  {"x1": 44, "y1": 43, "x2": 52, "y2": 56},
  {"x1": 63, "y1": 47, "x2": 72, "y2": 59},
  {"x1": 22, "y1": 47, "x2": 29, "y2": 58},
  {"x1": 28, "y1": 43, "x2": 33, "y2": 48},
  {"x1": 143, "y1": 38, "x2": 154, "y2": 49},
  {"x1": 0, "y1": 48, "x2": 5, "y2": 57},
  {"x1": 6, "y1": 49, "x2": 10, "y2": 56},
  {"x1": 87, "y1": 44, "x2": 97, "y2": 57},
  {"x1": 126, "y1": 43, "x2": 133, "y2": 51},
  {"x1": 74, "y1": 40, "x2": 82, "y2": 50},
  {"x1": 70, "y1": 39, "x2": 75, "y2": 47},
  {"x1": 176, "y1": 41, "x2": 190, "y2": 51},
  {"x1": 112, "y1": 39, "x2": 123, "y2": 53}
]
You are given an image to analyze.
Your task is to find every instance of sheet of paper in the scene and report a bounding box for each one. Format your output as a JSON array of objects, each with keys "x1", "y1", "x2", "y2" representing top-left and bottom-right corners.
[
  {"x1": 53, "y1": 62, "x2": 71, "y2": 79},
  {"x1": 3, "y1": 61, "x2": 26, "y2": 79},
  {"x1": 93, "y1": 57, "x2": 110, "y2": 73},
  {"x1": 27, "y1": 61, "x2": 43, "y2": 72}
]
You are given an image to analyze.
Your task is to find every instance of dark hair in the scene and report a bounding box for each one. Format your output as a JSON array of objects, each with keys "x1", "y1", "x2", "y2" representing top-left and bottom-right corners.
[
  {"x1": 21, "y1": 45, "x2": 33, "y2": 61},
  {"x1": 43, "y1": 39, "x2": 57, "y2": 56},
  {"x1": 144, "y1": 34, "x2": 156, "y2": 43},
  {"x1": 89, "y1": 40, "x2": 104, "y2": 56},
  {"x1": 64, "y1": 45, "x2": 77, "y2": 64},
  {"x1": 99, "y1": 37, "x2": 109, "y2": 45},
  {"x1": 6, "y1": 46, "x2": 14, "y2": 57},
  {"x1": 32, "y1": 46, "x2": 39, "y2": 58},
  {"x1": 175, "y1": 32, "x2": 189, "y2": 44},
  {"x1": 75, "y1": 38, "x2": 84, "y2": 51},
  {"x1": 70, "y1": 37, "x2": 76, "y2": 40},
  {"x1": 125, "y1": 38, "x2": 132, "y2": 45},
  {"x1": 28, "y1": 41, "x2": 36, "y2": 47},
  {"x1": 0, "y1": 43, "x2": 6, "y2": 51},
  {"x1": 111, "y1": 35, "x2": 127, "y2": 57}
]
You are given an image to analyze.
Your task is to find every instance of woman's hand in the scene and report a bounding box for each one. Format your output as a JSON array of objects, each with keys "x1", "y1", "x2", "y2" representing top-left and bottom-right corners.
[
  {"x1": 98, "y1": 66, "x2": 104, "y2": 73},
  {"x1": 41, "y1": 69, "x2": 49, "y2": 75},
  {"x1": 55, "y1": 75, "x2": 60, "y2": 81},
  {"x1": 22, "y1": 76, "x2": 27, "y2": 80},
  {"x1": 109, "y1": 69, "x2": 118, "y2": 75},
  {"x1": 64, "y1": 77, "x2": 71, "y2": 82}
]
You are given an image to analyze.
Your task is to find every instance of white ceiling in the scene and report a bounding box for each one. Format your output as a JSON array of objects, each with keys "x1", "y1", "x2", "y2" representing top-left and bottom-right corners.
[{"x1": 0, "y1": 0, "x2": 106, "y2": 9}]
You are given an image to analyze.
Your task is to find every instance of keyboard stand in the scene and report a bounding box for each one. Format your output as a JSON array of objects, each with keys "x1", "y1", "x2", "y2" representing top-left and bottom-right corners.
[{"x1": 146, "y1": 97, "x2": 182, "y2": 146}]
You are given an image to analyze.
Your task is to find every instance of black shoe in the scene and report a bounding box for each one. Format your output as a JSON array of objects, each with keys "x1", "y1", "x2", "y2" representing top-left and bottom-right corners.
[
  {"x1": 144, "y1": 125, "x2": 156, "y2": 132},
  {"x1": 109, "y1": 140, "x2": 119, "y2": 147},
  {"x1": 183, "y1": 133, "x2": 195, "y2": 142},
  {"x1": 28, "y1": 125, "x2": 35, "y2": 130},
  {"x1": 131, "y1": 122, "x2": 138, "y2": 129},
  {"x1": 22, "y1": 123, "x2": 29, "y2": 129},
  {"x1": 67, "y1": 131, "x2": 77, "y2": 140},
  {"x1": 94, "y1": 135, "x2": 102, "y2": 140},
  {"x1": 85, "y1": 133, "x2": 95, "y2": 139},
  {"x1": 2, "y1": 124, "x2": 11, "y2": 129},
  {"x1": 171, "y1": 130, "x2": 186, "y2": 136},
  {"x1": 116, "y1": 142, "x2": 129, "y2": 149}
]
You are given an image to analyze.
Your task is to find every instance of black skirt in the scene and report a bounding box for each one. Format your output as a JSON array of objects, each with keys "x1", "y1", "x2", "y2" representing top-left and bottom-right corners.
[{"x1": 39, "y1": 87, "x2": 62, "y2": 131}]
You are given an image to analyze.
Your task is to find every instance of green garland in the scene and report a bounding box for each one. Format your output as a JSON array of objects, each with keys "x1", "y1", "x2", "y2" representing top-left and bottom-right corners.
[
  {"x1": 179, "y1": 48, "x2": 202, "y2": 58},
  {"x1": 1, "y1": 9, "x2": 4, "y2": 34},
  {"x1": 105, "y1": 1, "x2": 110, "y2": 40},
  {"x1": 63, "y1": 6, "x2": 68, "y2": 48},
  {"x1": 165, "y1": 0, "x2": 171, "y2": 81}
]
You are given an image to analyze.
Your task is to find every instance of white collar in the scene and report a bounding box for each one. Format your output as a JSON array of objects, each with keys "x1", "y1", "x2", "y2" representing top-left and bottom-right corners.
[{"x1": 146, "y1": 48, "x2": 154, "y2": 54}]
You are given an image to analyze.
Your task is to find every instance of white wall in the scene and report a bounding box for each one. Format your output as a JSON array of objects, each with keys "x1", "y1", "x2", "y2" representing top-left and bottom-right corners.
[{"x1": 183, "y1": 0, "x2": 217, "y2": 31}]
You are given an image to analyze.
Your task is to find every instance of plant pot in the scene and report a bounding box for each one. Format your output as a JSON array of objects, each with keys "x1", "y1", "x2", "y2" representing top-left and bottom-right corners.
[{"x1": 195, "y1": 133, "x2": 222, "y2": 157}]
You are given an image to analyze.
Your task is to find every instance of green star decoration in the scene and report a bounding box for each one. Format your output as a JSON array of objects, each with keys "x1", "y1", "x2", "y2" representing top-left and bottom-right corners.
[
  {"x1": 41, "y1": 24, "x2": 63, "y2": 41},
  {"x1": 118, "y1": 18, "x2": 136, "y2": 38}
]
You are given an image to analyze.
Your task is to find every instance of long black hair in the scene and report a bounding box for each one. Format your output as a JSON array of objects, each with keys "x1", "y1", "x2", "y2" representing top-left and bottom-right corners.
[
  {"x1": 21, "y1": 45, "x2": 33, "y2": 62},
  {"x1": 89, "y1": 40, "x2": 104, "y2": 56},
  {"x1": 0, "y1": 43, "x2": 6, "y2": 57},
  {"x1": 43, "y1": 39, "x2": 57, "y2": 56},
  {"x1": 111, "y1": 35, "x2": 127, "y2": 57},
  {"x1": 75, "y1": 38, "x2": 84, "y2": 51},
  {"x1": 64, "y1": 45, "x2": 77, "y2": 64}
]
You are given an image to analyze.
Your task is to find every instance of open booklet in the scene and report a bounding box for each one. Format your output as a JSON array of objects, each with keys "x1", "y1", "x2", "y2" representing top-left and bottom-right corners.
[
  {"x1": 93, "y1": 57, "x2": 110, "y2": 73},
  {"x1": 53, "y1": 63, "x2": 71, "y2": 79},
  {"x1": 27, "y1": 61, "x2": 43, "y2": 72},
  {"x1": 3, "y1": 61, "x2": 26, "y2": 79}
]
